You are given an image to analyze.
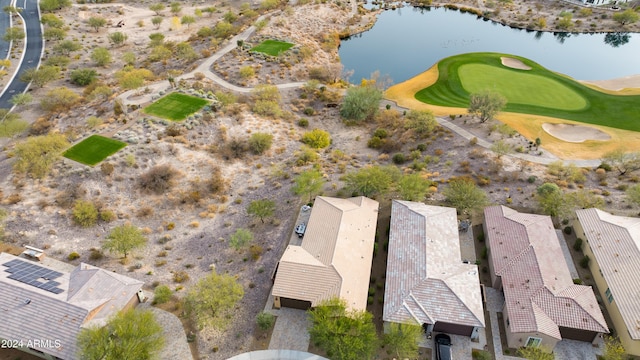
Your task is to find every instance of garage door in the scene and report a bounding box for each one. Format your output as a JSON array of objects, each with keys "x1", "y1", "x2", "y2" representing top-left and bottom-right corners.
[
  {"x1": 559, "y1": 327, "x2": 597, "y2": 342},
  {"x1": 280, "y1": 298, "x2": 312, "y2": 310},
  {"x1": 433, "y1": 321, "x2": 473, "y2": 337}
]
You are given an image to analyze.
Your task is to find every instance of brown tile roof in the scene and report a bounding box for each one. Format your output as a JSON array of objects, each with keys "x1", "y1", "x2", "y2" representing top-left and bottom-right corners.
[
  {"x1": 383, "y1": 201, "x2": 484, "y2": 328},
  {"x1": 576, "y1": 208, "x2": 640, "y2": 340},
  {"x1": 272, "y1": 196, "x2": 379, "y2": 310},
  {"x1": 0, "y1": 253, "x2": 143, "y2": 359},
  {"x1": 485, "y1": 206, "x2": 608, "y2": 339}
]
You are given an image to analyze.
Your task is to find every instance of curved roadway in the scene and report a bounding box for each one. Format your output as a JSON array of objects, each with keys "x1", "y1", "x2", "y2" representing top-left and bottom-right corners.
[
  {"x1": 0, "y1": 0, "x2": 11, "y2": 60},
  {"x1": 0, "y1": 0, "x2": 43, "y2": 109}
]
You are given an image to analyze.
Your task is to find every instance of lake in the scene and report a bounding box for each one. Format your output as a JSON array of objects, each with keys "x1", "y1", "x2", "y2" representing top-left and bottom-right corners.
[{"x1": 339, "y1": 6, "x2": 640, "y2": 84}]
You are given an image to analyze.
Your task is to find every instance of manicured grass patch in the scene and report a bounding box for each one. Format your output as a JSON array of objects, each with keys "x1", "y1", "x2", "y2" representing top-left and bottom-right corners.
[
  {"x1": 143, "y1": 93, "x2": 208, "y2": 121},
  {"x1": 415, "y1": 52, "x2": 640, "y2": 132},
  {"x1": 63, "y1": 135, "x2": 127, "y2": 166},
  {"x1": 250, "y1": 40, "x2": 294, "y2": 56}
]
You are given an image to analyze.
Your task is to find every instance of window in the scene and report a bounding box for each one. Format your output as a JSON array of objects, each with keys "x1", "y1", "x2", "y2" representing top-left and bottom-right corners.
[
  {"x1": 605, "y1": 288, "x2": 614, "y2": 303},
  {"x1": 525, "y1": 337, "x2": 542, "y2": 348}
]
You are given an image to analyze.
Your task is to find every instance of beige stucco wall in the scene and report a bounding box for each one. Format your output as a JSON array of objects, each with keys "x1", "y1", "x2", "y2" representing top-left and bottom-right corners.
[
  {"x1": 573, "y1": 220, "x2": 640, "y2": 357},
  {"x1": 502, "y1": 298, "x2": 559, "y2": 351}
]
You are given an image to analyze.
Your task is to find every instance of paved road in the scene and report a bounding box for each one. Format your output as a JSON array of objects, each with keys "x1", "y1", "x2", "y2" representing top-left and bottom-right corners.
[
  {"x1": 0, "y1": 0, "x2": 11, "y2": 60},
  {"x1": 0, "y1": 0, "x2": 42, "y2": 109}
]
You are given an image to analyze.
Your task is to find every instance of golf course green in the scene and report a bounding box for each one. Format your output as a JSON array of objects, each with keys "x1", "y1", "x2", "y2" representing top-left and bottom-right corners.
[{"x1": 414, "y1": 52, "x2": 640, "y2": 132}]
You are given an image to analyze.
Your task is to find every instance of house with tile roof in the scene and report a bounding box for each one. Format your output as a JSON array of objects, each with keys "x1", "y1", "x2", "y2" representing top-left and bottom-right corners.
[
  {"x1": 484, "y1": 206, "x2": 608, "y2": 351},
  {"x1": 383, "y1": 201, "x2": 485, "y2": 339},
  {"x1": 272, "y1": 196, "x2": 379, "y2": 311},
  {"x1": 0, "y1": 252, "x2": 144, "y2": 360},
  {"x1": 574, "y1": 209, "x2": 640, "y2": 356}
]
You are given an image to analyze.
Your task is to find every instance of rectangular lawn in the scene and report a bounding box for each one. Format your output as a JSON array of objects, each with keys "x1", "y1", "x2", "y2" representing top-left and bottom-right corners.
[
  {"x1": 250, "y1": 40, "x2": 294, "y2": 56},
  {"x1": 143, "y1": 93, "x2": 209, "y2": 121},
  {"x1": 63, "y1": 135, "x2": 127, "y2": 166}
]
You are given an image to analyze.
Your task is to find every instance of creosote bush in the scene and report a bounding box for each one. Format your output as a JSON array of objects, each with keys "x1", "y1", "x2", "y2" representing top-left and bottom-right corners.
[
  {"x1": 301, "y1": 129, "x2": 331, "y2": 149},
  {"x1": 139, "y1": 164, "x2": 179, "y2": 194}
]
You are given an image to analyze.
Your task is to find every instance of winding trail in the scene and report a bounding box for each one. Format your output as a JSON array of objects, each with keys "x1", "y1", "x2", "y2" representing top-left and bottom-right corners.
[{"x1": 117, "y1": 12, "x2": 601, "y2": 168}]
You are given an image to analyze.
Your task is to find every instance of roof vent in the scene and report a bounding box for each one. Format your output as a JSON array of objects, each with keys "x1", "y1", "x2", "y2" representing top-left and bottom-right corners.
[{"x1": 24, "y1": 299, "x2": 31, "y2": 305}]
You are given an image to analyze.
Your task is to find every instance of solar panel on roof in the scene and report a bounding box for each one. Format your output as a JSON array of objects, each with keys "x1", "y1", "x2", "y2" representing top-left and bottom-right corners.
[{"x1": 2, "y1": 259, "x2": 65, "y2": 294}]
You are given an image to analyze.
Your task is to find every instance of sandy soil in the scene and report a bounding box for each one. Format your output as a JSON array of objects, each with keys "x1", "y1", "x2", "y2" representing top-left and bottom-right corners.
[
  {"x1": 542, "y1": 123, "x2": 611, "y2": 143},
  {"x1": 501, "y1": 57, "x2": 531, "y2": 70}
]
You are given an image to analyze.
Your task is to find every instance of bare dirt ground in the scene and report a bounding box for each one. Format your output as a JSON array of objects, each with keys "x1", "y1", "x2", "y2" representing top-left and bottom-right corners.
[{"x1": 1, "y1": 0, "x2": 640, "y2": 359}]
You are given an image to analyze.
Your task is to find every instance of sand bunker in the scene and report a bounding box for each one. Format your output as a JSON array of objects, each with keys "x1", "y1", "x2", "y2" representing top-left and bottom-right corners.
[
  {"x1": 501, "y1": 57, "x2": 531, "y2": 70},
  {"x1": 542, "y1": 123, "x2": 611, "y2": 143}
]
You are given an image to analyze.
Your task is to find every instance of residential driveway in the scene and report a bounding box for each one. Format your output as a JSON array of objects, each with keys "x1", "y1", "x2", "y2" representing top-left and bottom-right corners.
[
  {"x1": 268, "y1": 308, "x2": 311, "y2": 351},
  {"x1": 554, "y1": 339, "x2": 602, "y2": 360}
]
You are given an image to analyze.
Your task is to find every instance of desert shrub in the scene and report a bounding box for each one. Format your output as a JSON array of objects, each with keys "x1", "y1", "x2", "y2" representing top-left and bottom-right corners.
[
  {"x1": 72, "y1": 199, "x2": 98, "y2": 227},
  {"x1": 252, "y1": 100, "x2": 282, "y2": 118},
  {"x1": 207, "y1": 167, "x2": 227, "y2": 194},
  {"x1": 40, "y1": 87, "x2": 80, "y2": 113},
  {"x1": 297, "y1": 118, "x2": 309, "y2": 127},
  {"x1": 89, "y1": 248, "x2": 104, "y2": 260},
  {"x1": 573, "y1": 278, "x2": 583, "y2": 285},
  {"x1": 68, "y1": 252, "x2": 80, "y2": 261},
  {"x1": 100, "y1": 209, "x2": 116, "y2": 222},
  {"x1": 256, "y1": 311, "x2": 275, "y2": 331},
  {"x1": 295, "y1": 146, "x2": 319, "y2": 165},
  {"x1": 579, "y1": 255, "x2": 590, "y2": 269},
  {"x1": 367, "y1": 136, "x2": 385, "y2": 149},
  {"x1": 392, "y1": 153, "x2": 406, "y2": 164},
  {"x1": 573, "y1": 238, "x2": 583, "y2": 252},
  {"x1": 239, "y1": 66, "x2": 255, "y2": 79},
  {"x1": 249, "y1": 244, "x2": 263, "y2": 261},
  {"x1": 100, "y1": 162, "x2": 114, "y2": 176},
  {"x1": 373, "y1": 128, "x2": 388, "y2": 138},
  {"x1": 563, "y1": 226, "x2": 572, "y2": 235},
  {"x1": 137, "y1": 206, "x2": 154, "y2": 218},
  {"x1": 248, "y1": 132, "x2": 274, "y2": 155},
  {"x1": 301, "y1": 129, "x2": 331, "y2": 149},
  {"x1": 340, "y1": 85, "x2": 383, "y2": 123},
  {"x1": 56, "y1": 185, "x2": 86, "y2": 209},
  {"x1": 153, "y1": 285, "x2": 172, "y2": 305},
  {"x1": 139, "y1": 164, "x2": 179, "y2": 194},
  {"x1": 222, "y1": 137, "x2": 249, "y2": 159},
  {"x1": 165, "y1": 123, "x2": 184, "y2": 137},
  {"x1": 70, "y1": 68, "x2": 98, "y2": 86},
  {"x1": 173, "y1": 270, "x2": 190, "y2": 283},
  {"x1": 527, "y1": 175, "x2": 537, "y2": 184}
]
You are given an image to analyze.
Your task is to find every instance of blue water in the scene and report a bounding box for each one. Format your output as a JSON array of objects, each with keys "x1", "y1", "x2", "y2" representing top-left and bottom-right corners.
[{"x1": 339, "y1": 6, "x2": 640, "y2": 84}]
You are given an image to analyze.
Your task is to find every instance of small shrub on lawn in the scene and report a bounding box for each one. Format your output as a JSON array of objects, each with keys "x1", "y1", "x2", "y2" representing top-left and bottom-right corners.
[{"x1": 68, "y1": 252, "x2": 80, "y2": 261}]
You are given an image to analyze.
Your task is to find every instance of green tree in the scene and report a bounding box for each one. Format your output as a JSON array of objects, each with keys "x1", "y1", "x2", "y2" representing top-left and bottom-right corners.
[
  {"x1": 343, "y1": 166, "x2": 399, "y2": 198},
  {"x1": 340, "y1": 85, "x2": 383, "y2": 123},
  {"x1": 405, "y1": 109, "x2": 437, "y2": 138},
  {"x1": 76, "y1": 309, "x2": 164, "y2": 360},
  {"x1": 602, "y1": 336, "x2": 627, "y2": 360},
  {"x1": 397, "y1": 173, "x2": 431, "y2": 201},
  {"x1": 613, "y1": 9, "x2": 639, "y2": 26},
  {"x1": 39, "y1": 0, "x2": 71, "y2": 12},
  {"x1": 247, "y1": 199, "x2": 276, "y2": 223},
  {"x1": 535, "y1": 182, "x2": 570, "y2": 218},
  {"x1": 70, "y1": 68, "x2": 98, "y2": 86},
  {"x1": 292, "y1": 169, "x2": 325, "y2": 202},
  {"x1": 151, "y1": 16, "x2": 163, "y2": 29},
  {"x1": 382, "y1": 322, "x2": 422, "y2": 360},
  {"x1": 108, "y1": 32, "x2": 128, "y2": 47},
  {"x1": 517, "y1": 346, "x2": 554, "y2": 360},
  {"x1": 115, "y1": 67, "x2": 154, "y2": 90},
  {"x1": 43, "y1": 27, "x2": 66, "y2": 41},
  {"x1": 3, "y1": 27, "x2": 25, "y2": 42},
  {"x1": 13, "y1": 133, "x2": 69, "y2": 178},
  {"x1": 102, "y1": 223, "x2": 147, "y2": 258},
  {"x1": 557, "y1": 13, "x2": 574, "y2": 30},
  {"x1": 72, "y1": 199, "x2": 98, "y2": 227},
  {"x1": 87, "y1": 16, "x2": 106, "y2": 32},
  {"x1": 468, "y1": 90, "x2": 507, "y2": 123},
  {"x1": 229, "y1": 228, "x2": 254, "y2": 250},
  {"x1": 626, "y1": 184, "x2": 640, "y2": 206},
  {"x1": 248, "y1": 132, "x2": 273, "y2": 154},
  {"x1": 53, "y1": 39, "x2": 82, "y2": 55},
  {"x1": 20, "y1": 65, "x2": 60, "y2": 87},
  {"x1": 213, "y1": 21, "x2": 234, "y2": 38},
  {"x1": 152, "y1": 285, "x2": 172, "y2": 305},
  {"x1": 91, "y1": 47, "x2": 112, "y2": 67},
  {"x1": 0, "y1": 110, "x2": 28, "y2": 138},
  {"x1": 443, "y1": 178, "x2": 489, "y2": 215},
  {"x1": 184, "y1": 271, "x2": 244, "y2": 329},
  {"x1": 308, "y1": 298, "x2": 378, "y2": 360},
  {"x1": 602, "y1": 148, "x2": 640, "y2": 176},
  {"x1": 40, "y1": 87, "x2": 80, "y2": 113},
  {"x1": 491, "y1": 139, "x2": 513, "y2": 158},
  {"x1": 256, "y1": 311, "x2": 275, "y2": 331},
  {"x1": 41, "y1": 13, "x2": 64, "y2": 27},
  {"x1": 301, "y1": 129, "x2": 331, "y2": 149},
  {"x1": 181, "y1": 15, "x2": 195, "y2": 28},
  {"x1": 567, "y1": 189, "x2": 604, "y2": 210},
  {"x1": 170, "y1": 2, "x2": 181, "y2": 14},
  {"x1": 149, "y1": 3, "x2": 165, "y2": 15}
]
